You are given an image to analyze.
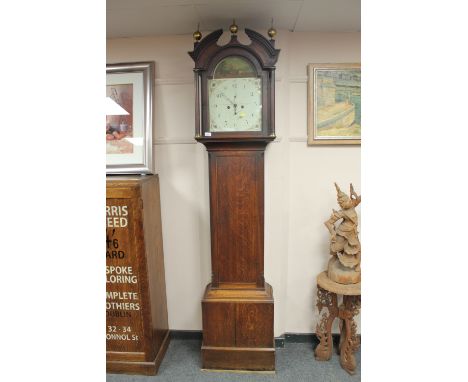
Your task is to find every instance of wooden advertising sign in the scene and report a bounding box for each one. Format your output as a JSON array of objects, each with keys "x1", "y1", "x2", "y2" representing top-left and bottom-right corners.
[{"x1": 106, "y1": 175, "x2": 169, "y2": 375}]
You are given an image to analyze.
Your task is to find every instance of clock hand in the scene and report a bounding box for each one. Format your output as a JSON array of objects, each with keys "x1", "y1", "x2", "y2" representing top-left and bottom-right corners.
[
  {"x1": 220, "y1": 94, "x2": 238, "y2": 115},
  {"x1": 221, "y1": 93, "x2": 235, "y2": 106},
  {"x1": 234, "y1": 83, "x2": 238, "y2": 115}
]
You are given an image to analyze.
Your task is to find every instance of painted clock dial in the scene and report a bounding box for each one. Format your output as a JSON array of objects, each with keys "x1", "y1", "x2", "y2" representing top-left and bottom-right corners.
[{"x1": 207, "y1": 56, "x2": 262, "y2": 132}]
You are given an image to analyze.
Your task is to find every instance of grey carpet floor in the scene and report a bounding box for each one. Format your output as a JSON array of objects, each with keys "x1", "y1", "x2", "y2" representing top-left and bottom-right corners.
[{"x1": 107, "y1": 339, "x2": 360, "y2": 382}]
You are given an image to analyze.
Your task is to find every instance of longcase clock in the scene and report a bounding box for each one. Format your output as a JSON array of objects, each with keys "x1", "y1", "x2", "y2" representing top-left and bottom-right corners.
[{"x1": 189, "y1": 23, "x2": 280, "y2": 371}]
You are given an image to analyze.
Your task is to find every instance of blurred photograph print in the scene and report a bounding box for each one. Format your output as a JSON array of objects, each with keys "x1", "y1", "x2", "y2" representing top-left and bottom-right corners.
[{"x1": 106, "y1": 84, "x2": 134, "y2": 154}]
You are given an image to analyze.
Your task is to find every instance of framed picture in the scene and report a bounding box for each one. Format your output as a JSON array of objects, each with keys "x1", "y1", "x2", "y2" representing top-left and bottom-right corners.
[
  {"x1": 307, "y1": 63, "x2": 361, "y2": 145},
  {"x1": 106, "y1": 62, "x2": 154, "y2": 174}
]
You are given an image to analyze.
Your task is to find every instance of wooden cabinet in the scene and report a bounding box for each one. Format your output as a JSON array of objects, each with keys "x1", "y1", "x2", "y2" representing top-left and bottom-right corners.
[{"x1": 106, "y1": 175, "x2": 169, "y2": 375}]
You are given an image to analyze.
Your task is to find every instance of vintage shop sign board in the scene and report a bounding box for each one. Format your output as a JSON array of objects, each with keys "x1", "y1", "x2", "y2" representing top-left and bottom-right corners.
[
  {"x1": 106, "y1": 175, "x2": 169, "y2": 375},
  {"x1": 106, "y1": 198, "x2": 143, "y2": 353}
]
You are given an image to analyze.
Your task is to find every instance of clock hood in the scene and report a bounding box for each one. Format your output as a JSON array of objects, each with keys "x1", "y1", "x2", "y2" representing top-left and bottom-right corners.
[{"x1": 189, "y1": 28, "x2": 280, "y2": 71}]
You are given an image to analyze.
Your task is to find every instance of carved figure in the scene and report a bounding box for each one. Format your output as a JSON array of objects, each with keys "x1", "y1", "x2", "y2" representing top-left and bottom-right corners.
[{"x1": 325, "y1": 183, "x2": 361, "y2": 284}]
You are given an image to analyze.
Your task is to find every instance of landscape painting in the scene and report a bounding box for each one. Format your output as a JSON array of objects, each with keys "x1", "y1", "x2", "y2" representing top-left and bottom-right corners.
[{"x1": 308, "y1": 63, "x2": 361, "y2": 145}]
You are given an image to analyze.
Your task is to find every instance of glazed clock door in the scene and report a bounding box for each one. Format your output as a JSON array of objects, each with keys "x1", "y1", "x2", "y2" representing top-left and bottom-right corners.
[{"x1": 208, "y1": 56, "x2": 262, "y2": 132}]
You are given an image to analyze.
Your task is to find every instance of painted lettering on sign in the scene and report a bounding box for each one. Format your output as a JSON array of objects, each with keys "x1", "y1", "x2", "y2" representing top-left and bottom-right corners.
[
  {"x1": 106, "y1": 202, "x2": 143, "y2": 347},
  {"x1": 106, "y1": 265, "x2": 138, "y2": 284},
  {"x1": 106, "y1": 326, "x2": 139, "y2": 341},
  {"x1": 106, "y1": 205, "x2": 128, "y2": 228},
  {"x1": 106, "y1": 229, "x2": 126, "y2": 259}
]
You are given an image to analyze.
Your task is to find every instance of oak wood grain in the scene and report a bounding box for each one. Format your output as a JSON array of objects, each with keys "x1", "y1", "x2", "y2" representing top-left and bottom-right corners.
[{"x1": 106, "y1": 175, "x2": 169, "y2": 375}]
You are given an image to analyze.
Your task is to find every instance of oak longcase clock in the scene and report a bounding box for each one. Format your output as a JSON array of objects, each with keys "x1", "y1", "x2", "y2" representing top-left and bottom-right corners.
[{"x1": 189, "y1": 23, "x2": 280, "y2": 371}]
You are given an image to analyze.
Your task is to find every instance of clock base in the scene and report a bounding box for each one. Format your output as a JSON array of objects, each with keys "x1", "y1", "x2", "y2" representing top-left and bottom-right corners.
[
  {"x1": 201, "y1": 345, "x2": 275, "y2": 371},
  {"x1": 201, "y1": 282, "x2": 275, "y2": 371},
  {"x1": 106, "y1": 329, "x2": 170, "y2": 375}
]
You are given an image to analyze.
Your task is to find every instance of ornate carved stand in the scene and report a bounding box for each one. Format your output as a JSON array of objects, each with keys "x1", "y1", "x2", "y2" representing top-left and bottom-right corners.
[{"x1": 315, "y1": 271, "x2": 361, "y2": 375}]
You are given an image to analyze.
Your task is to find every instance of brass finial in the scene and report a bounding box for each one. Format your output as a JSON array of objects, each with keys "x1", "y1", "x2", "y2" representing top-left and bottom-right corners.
[
  {"x1": 268, "y1": 18, "x2": 277, "y2": 39},
  {"x1": 230, "y1": 19, "x2": 238, "y2": 34},
  {"x1": 193, "y1": 23, "x2": 202, "y2": 42}
]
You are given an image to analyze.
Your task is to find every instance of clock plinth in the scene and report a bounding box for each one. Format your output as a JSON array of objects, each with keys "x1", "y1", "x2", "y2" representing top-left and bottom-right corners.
[
  {"x1": 189, "y1": 27, "x2": 280, "y2": 371},
  {"x1": 202, "y1": 283, "x2": 274, "y2": 371}
]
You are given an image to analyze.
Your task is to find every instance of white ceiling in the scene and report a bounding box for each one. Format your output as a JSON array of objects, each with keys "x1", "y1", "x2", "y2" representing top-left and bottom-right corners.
[{"x1": 107, "y1": 0, "x2": 360, "y2": 38}]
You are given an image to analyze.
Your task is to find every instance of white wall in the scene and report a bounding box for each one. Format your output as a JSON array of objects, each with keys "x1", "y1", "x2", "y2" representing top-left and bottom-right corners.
[{"x1": 107, "y1": 30, "x2": 360, "y2": 336}]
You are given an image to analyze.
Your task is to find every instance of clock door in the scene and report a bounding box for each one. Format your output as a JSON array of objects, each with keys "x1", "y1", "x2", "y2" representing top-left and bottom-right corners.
[
  {"x1": 209, "y1": 148, "x2": 265, "y2": 287},
  {"x1": 208, "y1": 56, "x2": 262, "y2": 132}
]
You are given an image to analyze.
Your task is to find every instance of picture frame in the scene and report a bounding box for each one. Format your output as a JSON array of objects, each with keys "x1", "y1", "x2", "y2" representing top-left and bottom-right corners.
[
  {"x1": 106, "y1": 62, "x2": 154, "y2": 174},
  {"x1": 307, "y1": 63, "x2": 361, "y2": 145}
]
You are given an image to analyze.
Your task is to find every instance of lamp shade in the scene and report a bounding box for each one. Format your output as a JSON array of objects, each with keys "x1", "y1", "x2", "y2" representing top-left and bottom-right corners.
[{"x1": 105, "y1": 97, "x2": 129, "y2": 116}]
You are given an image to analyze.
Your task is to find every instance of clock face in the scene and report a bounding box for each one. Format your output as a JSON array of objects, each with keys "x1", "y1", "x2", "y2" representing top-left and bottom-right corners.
[{"x1": 208, "y1": 77, "x2": 262, "y2": 132}]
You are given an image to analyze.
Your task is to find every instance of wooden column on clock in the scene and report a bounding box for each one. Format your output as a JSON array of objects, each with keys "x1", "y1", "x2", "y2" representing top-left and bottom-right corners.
[
  {"x1": 106, "y1": 175, "x2": 170, "y2": 375},
  {"x1": 189, "y1": 27, "x2": 280, "y2": 371}
]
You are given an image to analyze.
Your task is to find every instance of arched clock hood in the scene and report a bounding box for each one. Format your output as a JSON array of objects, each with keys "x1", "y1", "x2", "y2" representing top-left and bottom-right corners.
[{"x1": 189, "y1": 28, "x2": 280, "y2": 142}]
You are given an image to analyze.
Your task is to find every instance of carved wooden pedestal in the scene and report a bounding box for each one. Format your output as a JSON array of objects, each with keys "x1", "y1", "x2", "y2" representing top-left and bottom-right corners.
[
  {"x1": 315, "y1": 271, "x2": 361, "y2": 375},
  {"x1": 106, "y1": 175, "x2": 170, "y2": 375}
]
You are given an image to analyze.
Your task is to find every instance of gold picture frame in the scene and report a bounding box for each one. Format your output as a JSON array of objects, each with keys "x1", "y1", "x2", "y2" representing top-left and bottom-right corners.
[{"x1": 307, "y1": 63, "x2": 361, "y2": 145}]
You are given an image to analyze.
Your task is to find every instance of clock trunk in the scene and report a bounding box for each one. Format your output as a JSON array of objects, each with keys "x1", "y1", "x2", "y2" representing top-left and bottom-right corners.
[{"x1": 208, "y1": 142, "x2": 266, "y2": 288}]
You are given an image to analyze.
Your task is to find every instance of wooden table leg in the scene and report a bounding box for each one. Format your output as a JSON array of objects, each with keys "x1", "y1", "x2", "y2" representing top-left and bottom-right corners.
[
  {"x1": 338, "y1": 295, "x2": 361, "y2": 374},
  {"x1": 314, "y1": 286, "x2": 338, "y2": 361}
]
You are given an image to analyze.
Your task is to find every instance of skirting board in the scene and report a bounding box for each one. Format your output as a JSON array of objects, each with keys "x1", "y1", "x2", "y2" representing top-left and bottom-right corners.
[{"x1": 169, "y1": 330, "x2": 352, "y2": 349}]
